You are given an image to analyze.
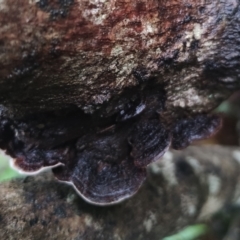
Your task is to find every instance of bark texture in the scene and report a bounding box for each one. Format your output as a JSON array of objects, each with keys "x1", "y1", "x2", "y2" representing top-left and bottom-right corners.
[
  {"x1": 2, "y1": 0, "x2": 239, "y2": 206},
  {"x1": 0, "y1": 0, "x2": 240, "y2": 116},
  {"x1": 1, "y1": 1, "x2": 240, "y2": 238},
  {"x1": 1, "y1": 145, "x2": 240, "y2": 240}
]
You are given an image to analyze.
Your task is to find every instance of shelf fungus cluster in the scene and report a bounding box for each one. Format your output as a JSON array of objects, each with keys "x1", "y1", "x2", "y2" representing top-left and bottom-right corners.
[
  {"x1": 0, "y1": 87, "x2": 221, "y2": 205},
  {"x1": 0, "y1": 0, "x2": 239, "y2": 204}
]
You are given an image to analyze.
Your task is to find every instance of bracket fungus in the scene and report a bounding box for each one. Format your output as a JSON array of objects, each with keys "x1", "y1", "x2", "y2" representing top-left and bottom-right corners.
[
  {"x1": 0, "y1": 0, "x2": 239, "y2": 204},
  {"x1": 0, "y1": 94, "x2": 221, "y2": 205}
]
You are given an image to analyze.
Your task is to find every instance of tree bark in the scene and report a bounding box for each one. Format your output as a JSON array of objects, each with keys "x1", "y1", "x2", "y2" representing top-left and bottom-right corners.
[
  {"x1": 1, "y1": 1, "x2": 240, "y2": 238},
  {"x1": 1, "y1": 145, "x2": 240, "y2": 240},
  {"x1": 0, "y1": 0, "x2": 240, "y2": 116}
]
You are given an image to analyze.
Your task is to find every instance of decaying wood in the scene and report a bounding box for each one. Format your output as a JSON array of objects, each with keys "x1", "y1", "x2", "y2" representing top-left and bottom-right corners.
[
  {"x1": 1, "y1": 0, "x2": 240, "y2": 238},
  {"x1": 0, "y1": 0, "x2": 240, "y2": 116},
  {"x1": 2, "y1": 0, "x2": 239, "y2": 206},
  {"x1": 1, "y1": 145, "x2": 240, "y2": 240}
]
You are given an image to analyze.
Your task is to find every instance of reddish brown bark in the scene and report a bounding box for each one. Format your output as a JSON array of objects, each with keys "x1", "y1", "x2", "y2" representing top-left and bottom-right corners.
[{"x1": 0, "y1": 0, "x2": 239, "y2": 115}]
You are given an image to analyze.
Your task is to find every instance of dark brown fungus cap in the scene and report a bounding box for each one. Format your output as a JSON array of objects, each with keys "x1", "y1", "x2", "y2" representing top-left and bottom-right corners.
[
  {"x1": 129, "y1": 120, "x2": 171, "y2": 168},
  {"x1": 171, "y1": 114, "x2": 222, "y2": 150},
  {"x1": 53, "y1": 127, "x2": 147, "y2": 205}
]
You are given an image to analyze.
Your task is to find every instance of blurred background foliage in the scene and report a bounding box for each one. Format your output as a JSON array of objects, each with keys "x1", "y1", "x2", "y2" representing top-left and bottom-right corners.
[{"x1": 0, "y1": 153, "x2": 23, "y2": 182}]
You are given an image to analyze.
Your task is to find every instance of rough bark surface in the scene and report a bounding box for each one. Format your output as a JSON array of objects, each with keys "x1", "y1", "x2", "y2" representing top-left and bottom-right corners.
[
  {"x1": 3, "y1": 0, "x2": 240, "y2": 206},
  {"x1": 1, "y1": 0, "x2": 240, "y2": 238},
  {"x1": 1, "y1": 145, "x2": 240, "y2": 240},
  {"x1": 0, "y1": 0, "x2": 239, "y2": 116}
]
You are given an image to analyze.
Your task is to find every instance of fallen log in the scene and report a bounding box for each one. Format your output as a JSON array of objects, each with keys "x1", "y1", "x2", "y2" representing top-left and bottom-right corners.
[
  {"x1": 0, "y1": 0, "x2": 239, "y2": 115},
  {"x1": 1, "y1": 0, "x2": 240, "y2": 238}
]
